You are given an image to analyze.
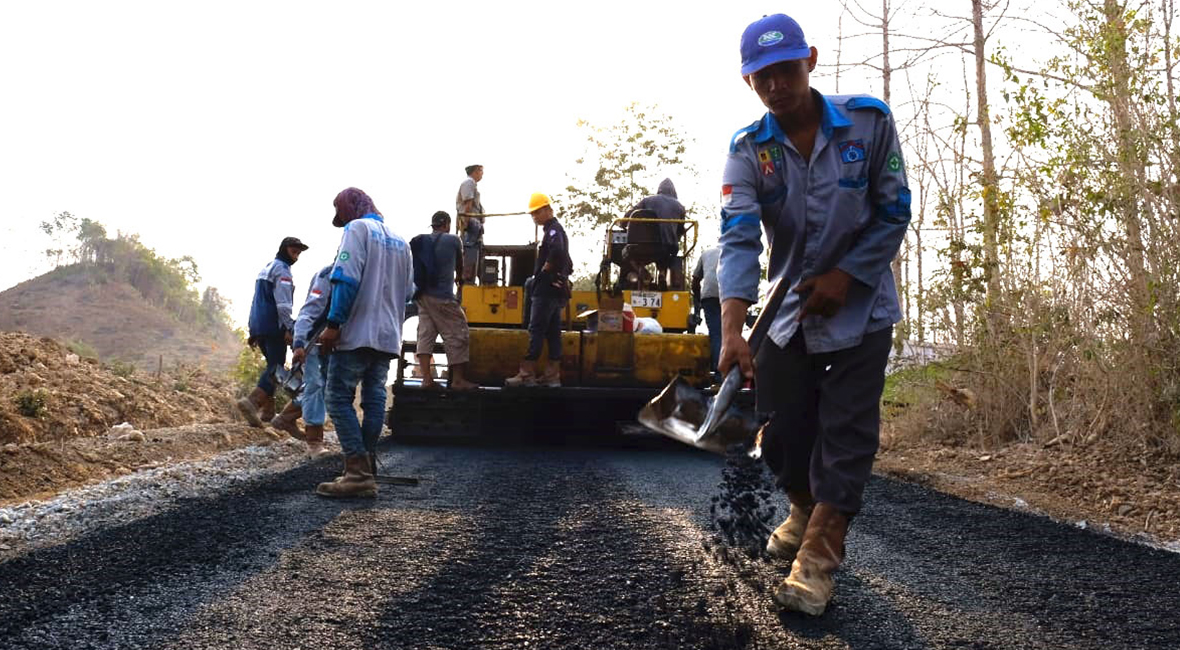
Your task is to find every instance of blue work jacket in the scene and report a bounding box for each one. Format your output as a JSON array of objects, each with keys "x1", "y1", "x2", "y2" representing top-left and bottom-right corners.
[
  {"x1": 247, "y1": 258, "x2": 295, "y2": 337},
  {"x1": 717, "y1": 91, "x2": 911, "y2": 353}
]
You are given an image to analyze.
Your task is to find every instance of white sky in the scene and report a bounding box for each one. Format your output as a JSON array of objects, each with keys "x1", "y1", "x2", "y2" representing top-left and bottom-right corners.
[{"x1": 0, "y1": 1, "x2": 971, "y2": 326}]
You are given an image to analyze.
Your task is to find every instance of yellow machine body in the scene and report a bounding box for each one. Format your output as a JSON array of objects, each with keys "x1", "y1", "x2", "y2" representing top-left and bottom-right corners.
[
  {"x1": 462, "y1": 286, "x2": 693, "y2": 332},
  {"x1": 462, "y1": 328, "x2": 710, "y2": 389}
]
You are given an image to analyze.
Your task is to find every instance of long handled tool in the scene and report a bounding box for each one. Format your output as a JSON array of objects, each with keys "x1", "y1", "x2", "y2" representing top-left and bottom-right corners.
[{"x1": 638, "y1": 275, "x2": 790, "y2": 454}]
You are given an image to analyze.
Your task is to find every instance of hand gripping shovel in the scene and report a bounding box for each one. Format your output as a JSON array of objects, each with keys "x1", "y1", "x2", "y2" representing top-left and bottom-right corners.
[{"x1": 638, "y1": 276, "x2": 789, "y2": 454}]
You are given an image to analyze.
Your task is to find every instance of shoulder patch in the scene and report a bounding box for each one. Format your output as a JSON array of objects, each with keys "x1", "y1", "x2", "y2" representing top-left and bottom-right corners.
[
  {"x1": 729, "y1": 120, "x2": 761, "y2": 153},
  {"x1": 845, "y1": 96, "x2": 891, "y2": 115}
]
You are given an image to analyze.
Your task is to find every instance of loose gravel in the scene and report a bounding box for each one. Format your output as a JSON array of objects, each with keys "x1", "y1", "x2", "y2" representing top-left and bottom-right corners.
[{"x1": 0, "y1": 434, "x2": 335, "y2": 559}]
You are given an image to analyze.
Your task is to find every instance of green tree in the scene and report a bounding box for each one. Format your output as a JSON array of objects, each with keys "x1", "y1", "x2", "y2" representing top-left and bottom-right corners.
[{"x1": 560, "y1": 103, "x2": 698, "y2": 231}]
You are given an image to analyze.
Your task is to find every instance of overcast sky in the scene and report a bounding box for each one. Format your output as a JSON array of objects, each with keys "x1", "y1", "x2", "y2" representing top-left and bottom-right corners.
[{"x1": 0, "y1": 2, "x2": 937, "y2": 325}]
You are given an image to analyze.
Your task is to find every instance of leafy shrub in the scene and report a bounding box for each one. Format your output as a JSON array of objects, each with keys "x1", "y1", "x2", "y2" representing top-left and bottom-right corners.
[
  {"x1": 66, "y1": 339, "x2": 98, "y2": 360},
  {"x1": 14, "y1": 390, "x2": 48, "y2": 419},
  {"x1": 108, "y1": 360, "x2": 135, "y2": 378}
]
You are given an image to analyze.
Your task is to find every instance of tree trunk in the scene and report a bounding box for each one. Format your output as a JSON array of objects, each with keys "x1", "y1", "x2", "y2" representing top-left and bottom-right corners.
[
  {"x1": 881, "y1": 0, "x2": 906, "y2": 348},
  {"x1": 1102, "y1": 0, "x2": 1151, "y2": 342},
  {"x1": 973, "y1": 0, "x2": 1002, "y2": 324}
]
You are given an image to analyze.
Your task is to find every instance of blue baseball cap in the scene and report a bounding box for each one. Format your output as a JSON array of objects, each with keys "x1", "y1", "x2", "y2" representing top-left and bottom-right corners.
[{"x1": 740, "y1": 14, "x2": 811, "y2": 76}]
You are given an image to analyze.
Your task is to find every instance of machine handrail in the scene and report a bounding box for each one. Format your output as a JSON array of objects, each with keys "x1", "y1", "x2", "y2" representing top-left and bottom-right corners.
[{"x1": 603, "y1": 217, "x2": 699, "y2": 259}]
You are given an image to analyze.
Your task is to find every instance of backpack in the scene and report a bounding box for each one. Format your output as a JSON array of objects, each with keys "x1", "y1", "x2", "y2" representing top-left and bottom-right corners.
[{"x1": 410, "y1": 233, "x2": 441, "y2": 299}]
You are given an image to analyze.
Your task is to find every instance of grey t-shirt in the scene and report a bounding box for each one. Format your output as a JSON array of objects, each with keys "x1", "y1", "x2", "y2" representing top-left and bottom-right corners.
[
  {"x1": 428, "y1": 233, "x2": 463, "y2": 300},
  {"x1": 693, "y1": 246, "x2": 720, "y2": 300},
  {"x1": 455, "y1": 177, "x2": 482, "y2": 216}
]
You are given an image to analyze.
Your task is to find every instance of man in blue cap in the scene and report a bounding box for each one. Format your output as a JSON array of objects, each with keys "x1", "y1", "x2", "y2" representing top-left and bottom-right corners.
[{"x1": 717, "y1": 14, "x2": 910, "y2": 615}]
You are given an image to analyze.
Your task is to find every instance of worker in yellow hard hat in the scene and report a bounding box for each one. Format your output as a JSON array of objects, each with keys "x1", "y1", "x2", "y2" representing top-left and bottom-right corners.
[{"x1": 506, "y1": 193, "x2": 572, "y2": 388}]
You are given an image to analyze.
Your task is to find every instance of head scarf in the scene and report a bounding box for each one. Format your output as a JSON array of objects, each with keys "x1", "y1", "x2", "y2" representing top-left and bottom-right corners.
[{"x1": 332, "y1": 187, "x2": 381, "y2": 227}]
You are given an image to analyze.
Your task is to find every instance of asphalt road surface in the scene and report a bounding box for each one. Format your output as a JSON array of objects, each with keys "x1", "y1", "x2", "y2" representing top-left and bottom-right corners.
[{"x1": 2, "y1": 440, "x2": 1179, "y2": 649}]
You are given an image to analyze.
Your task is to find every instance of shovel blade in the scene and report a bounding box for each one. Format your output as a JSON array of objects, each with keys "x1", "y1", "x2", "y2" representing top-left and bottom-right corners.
[{"x1": 638, "y1": 376, "x2": 763, "y2": 454}]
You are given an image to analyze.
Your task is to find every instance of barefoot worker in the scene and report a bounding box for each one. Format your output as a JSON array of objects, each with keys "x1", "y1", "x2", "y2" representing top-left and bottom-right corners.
[
  {"x1": 410, "y1": 210, "x2": 477, "y2": 390},
  {"x1": 717, "y1": 13, "x2": 910, "y2": 615}
]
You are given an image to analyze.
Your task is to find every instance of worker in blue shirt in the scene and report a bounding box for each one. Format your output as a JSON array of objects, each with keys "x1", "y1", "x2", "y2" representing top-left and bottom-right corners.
[
  {"x1": 315, "y1": 187, "x2": 414, "y2": 498},
  {"x1": 238, "y1": 236, "x2": 307, "y2": 428},
  {"x1": 717, "y1": 14, "x2": 910, "y2": 616},
  {"x1": 282, "y1": 264, "x2": 334, "y2": 456}
]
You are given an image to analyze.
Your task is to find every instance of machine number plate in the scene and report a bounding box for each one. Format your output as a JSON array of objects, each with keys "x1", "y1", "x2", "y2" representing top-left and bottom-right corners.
[
  {"x1": 630, "y1": 291, "x2": 662, "y2": 309},
  {"x1": 611, "y1": 231, "x2": 628, "y2": 244}
]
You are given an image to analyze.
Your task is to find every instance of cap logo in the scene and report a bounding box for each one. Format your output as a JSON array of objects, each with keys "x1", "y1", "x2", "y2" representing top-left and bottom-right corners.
[{"x1": 758, "y1": 31, "x2": 784, "y2": 47}]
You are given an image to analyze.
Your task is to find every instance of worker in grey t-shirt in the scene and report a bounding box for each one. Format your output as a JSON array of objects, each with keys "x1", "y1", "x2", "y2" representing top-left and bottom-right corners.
[{"x1": 692, "y1": 245, "x2": 721, "y2": 377}]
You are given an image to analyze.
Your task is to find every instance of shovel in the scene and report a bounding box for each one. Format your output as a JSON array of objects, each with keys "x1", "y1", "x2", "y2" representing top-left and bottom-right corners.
[{"x1": 638, "y1": 275, "x2": 789, "y2": 454}]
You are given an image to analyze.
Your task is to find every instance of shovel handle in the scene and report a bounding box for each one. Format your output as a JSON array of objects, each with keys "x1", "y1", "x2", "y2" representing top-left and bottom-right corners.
[{"x1": 745, "y1": 275, "x2": 791, "y2": 357}]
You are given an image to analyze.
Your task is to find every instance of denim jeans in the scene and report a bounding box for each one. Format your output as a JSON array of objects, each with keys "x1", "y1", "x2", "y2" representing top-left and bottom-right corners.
[
  {"x1": 525, "y1": 294, "x2": 565, "y2": 361},
  {"x1": 255, "y1": 335, "x2": 288, "y2": 395},
  {"x1": 702, "y1": 297, "x2": 722, "y2": 375},
  {"x1": 325, "y1": 348, "x2": 392, "y2": 457},
  {"x1": 296, "y1": 347, "x2": 328, "y2": 426}
]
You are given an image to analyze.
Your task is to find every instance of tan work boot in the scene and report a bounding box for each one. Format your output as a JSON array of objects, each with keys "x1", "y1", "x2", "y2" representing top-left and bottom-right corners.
[
  {"x1": 304, "y1": 424, "x2": 329, "y2": 456},
  {"x1": 773, "y1": 503, "x2": 850, "y2": 616},
  {"x1": 538, "y1": 362, "x2": 561, "y2": 388},
  {"x1": 504, "y1": 360, "x2": 537, "y2": 387},
  {"x1": 315, "y1": 454, "x2": 377, "y2": 498},
  {"x1": 270, "y1": 401, "x2": 304, "y2": 439},
  {"x1": 236, "y1": 387, "x2": 268, "y2": 427},
  {"x1": 766, "y1": 491, "x2": 815, "y2": 561},
  {"x1": 258, "y1": 393, "x2": 276, "y2": 422}
]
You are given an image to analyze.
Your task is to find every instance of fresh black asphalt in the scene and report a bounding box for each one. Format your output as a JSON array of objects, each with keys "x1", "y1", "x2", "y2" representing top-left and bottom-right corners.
[{"x1": 1, "y1": 440, "x2": 1178, "y2": 649}]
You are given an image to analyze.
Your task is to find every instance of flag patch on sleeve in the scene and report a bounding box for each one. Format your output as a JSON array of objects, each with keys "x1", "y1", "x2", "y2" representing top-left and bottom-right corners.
[{"x1": 721, "y1": 185, "x2": 733, "y2": 206}]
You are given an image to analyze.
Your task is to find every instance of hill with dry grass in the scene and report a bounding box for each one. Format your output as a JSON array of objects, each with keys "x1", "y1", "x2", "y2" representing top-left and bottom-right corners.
[{"x1": 0, "y1": 266, "x2": 240, "y2": 374}]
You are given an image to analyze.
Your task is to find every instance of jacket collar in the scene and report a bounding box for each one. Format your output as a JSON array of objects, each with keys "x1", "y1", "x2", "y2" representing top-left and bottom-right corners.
[{"x1": 753, "y1": 90, "x2": 853, "y2": 144}]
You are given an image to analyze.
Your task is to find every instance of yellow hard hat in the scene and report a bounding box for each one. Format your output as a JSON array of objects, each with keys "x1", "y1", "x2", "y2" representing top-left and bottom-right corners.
[{"x1": 527, "y1": 192, "x2": 552, "y2": 213}]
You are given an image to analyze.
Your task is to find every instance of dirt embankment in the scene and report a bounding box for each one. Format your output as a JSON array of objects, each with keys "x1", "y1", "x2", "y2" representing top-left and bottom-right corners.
[
  {"x1": 0, "y1": 332, "x2": 238, "y2": 447},
  {"x1": 878, "y1": 371, "x2": 1180, "y2": 546}
]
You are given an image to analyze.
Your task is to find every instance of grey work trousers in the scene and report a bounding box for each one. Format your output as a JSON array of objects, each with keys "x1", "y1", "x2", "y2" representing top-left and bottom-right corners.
[{"x1": 755, "y1": 327, "x2": 892, "y2": 515}]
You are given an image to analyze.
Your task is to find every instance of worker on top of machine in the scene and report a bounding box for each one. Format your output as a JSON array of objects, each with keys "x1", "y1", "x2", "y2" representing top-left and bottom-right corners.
[
  {"x1": 284, "y1": 263, "x2": 334, "y2": 456},
  {"x1": 456, "y1": 164, "x2": 485, "y2": 283},
  {"x1": 623, "y1": 179, "x2": 687, "y2": 290},
  {"x1": 410, "y1": 211, "x2": 477, "y2": 391},
  {"x1": 506, "y1": 192, "x2": 571, "y2": 388},
  {"x1": 238, "y1": 236, "x2": 308, "y2": 428},
  {"x1": 717, "y1": 14, "x2": 909, "y2": 615},
  {"x1": 316, "y1": 187, "x2": 414, "y2": 498}
]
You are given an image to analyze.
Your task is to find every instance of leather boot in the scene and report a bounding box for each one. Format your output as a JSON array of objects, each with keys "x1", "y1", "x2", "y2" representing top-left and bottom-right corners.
[
  {"x1": 538, "y1": 361, "x2": 561, "y2": 388},
  {"x1": 766, "y1": 490, "x2": 814, "y2": 561},
  {"x1": 304, "y1": 424, "x2": 328, "y2": 456},
  {"x1": 236, "y1": 387, "x2": 267, "y2": 427},
  {"x1": 773, "y1": 503, "x2": 849, "y2": 616},
  {"x1": 258, "y1": 393, "x2": 276, "y2": 422},
  {"x1": 504, "y1": 360, "x2": 537, "y2": 387},
  {"x1": 270, "y1": 401, "x2": 304, "y2": 439},
  {"x1": 316, "y1": 454, "x2": 377, "y2": 498}
]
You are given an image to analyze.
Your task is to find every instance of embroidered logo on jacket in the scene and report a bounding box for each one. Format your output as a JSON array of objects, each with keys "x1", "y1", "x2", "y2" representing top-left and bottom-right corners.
[{"x1": 839, "y1": 140, "x2": 866, "y2": 164}]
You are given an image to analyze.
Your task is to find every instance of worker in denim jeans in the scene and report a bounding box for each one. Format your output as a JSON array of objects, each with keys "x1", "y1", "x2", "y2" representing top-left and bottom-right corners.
[{"x1": 315, "y1": 187, "x2": 413, "y2": 498}]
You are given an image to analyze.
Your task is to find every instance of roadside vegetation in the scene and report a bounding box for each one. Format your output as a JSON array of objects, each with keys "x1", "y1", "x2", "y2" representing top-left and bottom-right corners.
[{"x1": 836, "y1": 1, "x2": 1180, "y2": 464}]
